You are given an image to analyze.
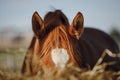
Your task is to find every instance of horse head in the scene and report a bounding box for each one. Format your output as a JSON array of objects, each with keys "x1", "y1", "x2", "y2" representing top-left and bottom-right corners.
[{"x1": 32, "y1": 10, "x2": 84, "y2": 69}]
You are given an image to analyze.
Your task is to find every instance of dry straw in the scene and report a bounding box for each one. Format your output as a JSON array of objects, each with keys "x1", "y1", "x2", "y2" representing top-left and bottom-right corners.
[{"x1": 0, "y1": 49, "x2": 120, "y2": 80}]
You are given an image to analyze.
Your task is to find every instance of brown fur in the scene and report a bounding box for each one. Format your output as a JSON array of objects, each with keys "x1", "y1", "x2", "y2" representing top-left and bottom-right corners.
[{"x1": 22, "y1": 10, "x2": 120, "y2": 75}]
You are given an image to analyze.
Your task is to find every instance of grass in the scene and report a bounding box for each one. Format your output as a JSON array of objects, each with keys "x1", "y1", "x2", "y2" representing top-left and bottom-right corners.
[
  {"x1": 0, "y1": 49, "x2": 120, "y2": 80},
  {"x1": 0, "y1": 48, "x2": 26, "y2": 73}
]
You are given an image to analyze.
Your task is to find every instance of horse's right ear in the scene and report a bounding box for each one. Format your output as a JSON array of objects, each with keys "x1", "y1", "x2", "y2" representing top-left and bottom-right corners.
[{"x1": 32, "y1": 11, "x2": 44, "y2": 38}]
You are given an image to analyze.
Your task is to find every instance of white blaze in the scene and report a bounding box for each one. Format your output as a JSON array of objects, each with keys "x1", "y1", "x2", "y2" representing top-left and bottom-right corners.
[{"x1": 51, "y1": 48, "x2": 69, "y2": 68}]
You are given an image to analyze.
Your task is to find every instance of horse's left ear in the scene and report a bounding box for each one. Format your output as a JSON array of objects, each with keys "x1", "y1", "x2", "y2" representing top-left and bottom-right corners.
[{"x1": 69, "y1": 12, "x2": 84, "y2": 39}]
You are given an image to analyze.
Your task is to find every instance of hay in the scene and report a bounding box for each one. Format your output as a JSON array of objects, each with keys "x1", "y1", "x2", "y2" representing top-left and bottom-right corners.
[{"x1": 0, "y1": 49, "x2": 120, "y2": 80}]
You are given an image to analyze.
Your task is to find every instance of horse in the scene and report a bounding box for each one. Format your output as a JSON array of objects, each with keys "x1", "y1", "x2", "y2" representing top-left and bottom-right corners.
[{"x1": 21, "y1": 10, "x2": 120, "y2": 75}]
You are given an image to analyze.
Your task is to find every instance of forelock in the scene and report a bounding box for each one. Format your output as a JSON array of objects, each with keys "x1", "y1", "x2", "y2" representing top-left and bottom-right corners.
[{"x1": 44, "y1": 10, "x2": 69, "y2": 29}]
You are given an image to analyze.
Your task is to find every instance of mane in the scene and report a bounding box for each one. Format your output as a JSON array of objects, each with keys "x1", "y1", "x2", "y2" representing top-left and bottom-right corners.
[
  {"x1": 43, "y1": 10, "x2": 70, "y2": 36},
  {"x1": 40, "y1": 25, "x2": 71, "y2": 56},
  {"x1": 39, "y1": 25, "x2": 82, "y2": 67}
]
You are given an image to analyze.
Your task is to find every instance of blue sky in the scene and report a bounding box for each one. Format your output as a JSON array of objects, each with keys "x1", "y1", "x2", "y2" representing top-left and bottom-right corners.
[{"x1": 0, "y1": 0, "x2": 120, "y2": 32}]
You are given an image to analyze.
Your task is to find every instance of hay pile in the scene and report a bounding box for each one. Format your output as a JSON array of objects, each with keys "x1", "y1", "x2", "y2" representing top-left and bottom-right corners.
[
  {"x1": 0, "y1": 64, "x2": 120, "y2": 80},
  {"x1": 0, "y1": 49, "x2": 120, "y2": 80}
]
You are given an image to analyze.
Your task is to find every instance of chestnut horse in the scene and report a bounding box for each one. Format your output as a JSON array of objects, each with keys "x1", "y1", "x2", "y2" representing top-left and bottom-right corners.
[{"x1": 22, "y1": 10, "x2": 120, "y2": 75}]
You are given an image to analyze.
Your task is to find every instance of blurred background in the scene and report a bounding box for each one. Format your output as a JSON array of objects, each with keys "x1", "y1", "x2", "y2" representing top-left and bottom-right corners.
[{"x1": 0, "y1": 0, "x2": 120, "y2": 72}]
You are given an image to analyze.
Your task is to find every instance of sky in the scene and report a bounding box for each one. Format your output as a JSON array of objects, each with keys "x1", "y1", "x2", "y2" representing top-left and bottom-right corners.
[{"x1": 0, "y1": 0, "x2": 120, "y2": 33}]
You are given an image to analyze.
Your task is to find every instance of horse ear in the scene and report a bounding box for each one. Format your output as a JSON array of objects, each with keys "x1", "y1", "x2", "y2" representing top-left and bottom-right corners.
[
  {"x1": 69, "y1": 12, "x2": 84, "y2": 39},
  {"x1": 32, "y1": 11, "x2": 44, "y2": 38}
]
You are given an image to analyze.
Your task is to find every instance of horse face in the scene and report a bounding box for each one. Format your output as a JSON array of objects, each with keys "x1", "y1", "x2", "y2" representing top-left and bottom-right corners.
[{"x1": 32, "y1": 10, "x2": 84, "y2": 68}]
